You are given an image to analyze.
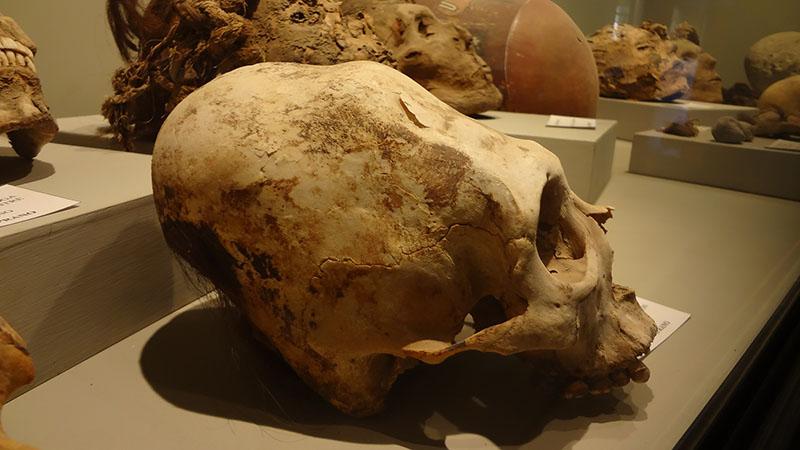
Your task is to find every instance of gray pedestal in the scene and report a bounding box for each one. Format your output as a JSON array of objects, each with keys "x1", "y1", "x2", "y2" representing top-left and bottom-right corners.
[
  {"x1": 630, "y1": 128, "x2": 800, "y2": 201},
  {"x1": 598, "y1": 97, "x2": 756, "y2": 141},
  {"x1": 0, "y1": 139, "x2": 204, "y2": 395},
  {"x1": 477, "y1": 111, "x2": 617, "y2": 202}
]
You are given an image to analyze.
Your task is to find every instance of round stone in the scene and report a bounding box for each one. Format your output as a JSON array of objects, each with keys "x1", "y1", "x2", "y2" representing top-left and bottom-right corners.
[{"x1": 745, "y1": 31, "x2": 800, "y2": 94}]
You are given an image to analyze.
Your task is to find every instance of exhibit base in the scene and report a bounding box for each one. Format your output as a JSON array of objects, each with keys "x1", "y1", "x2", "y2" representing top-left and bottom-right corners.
[
  {"x1": 630, "y1": 128, "x2": 800, "y2": 201},
  {"x1": 0, "y1": 139, "x2": 203, "y2": 395},
  {"x1": 598, "y1": 97, "x2": 756, "y2": 141},
  {"x1": 477, "y1": 111, "x2": 617, "y2": 202}
]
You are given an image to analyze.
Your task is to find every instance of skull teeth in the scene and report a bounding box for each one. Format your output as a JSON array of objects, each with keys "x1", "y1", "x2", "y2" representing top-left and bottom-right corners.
[
  {"x1": 0, "y1": 36, "x2": 36, "y2": 71},
  {"x1": 0, "y1": 37, "x2": 33, "y2": 57}
]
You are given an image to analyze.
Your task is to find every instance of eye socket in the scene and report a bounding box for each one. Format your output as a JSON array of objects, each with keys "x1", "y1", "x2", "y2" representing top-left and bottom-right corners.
[
  {"x1": 418, "y1": 18, "x2": 428, "y2": 35},
  {"x1": 290, "y1": 11, "x2": 307, "y2": 23}
]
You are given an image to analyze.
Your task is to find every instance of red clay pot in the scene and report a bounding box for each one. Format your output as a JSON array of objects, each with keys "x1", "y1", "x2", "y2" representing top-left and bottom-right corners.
[{"x1": 417, "y1": 0, "x2": 599, "y2": 117}]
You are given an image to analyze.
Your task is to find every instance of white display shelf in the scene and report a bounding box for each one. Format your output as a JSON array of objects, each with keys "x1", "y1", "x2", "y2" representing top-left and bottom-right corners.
[
  {"x1": 6, "y1": 141, "x2": 800, "y2": 450},
  {"x1": 598, "y1": 97, "x2": 756, "y2": 140},
  {"x1": 478, "y1": 111, "x2": 617, "y2": 202},
  {"x1": 0, "y1": 139, "x2": 203, "y2": 395},
  {"x1": 630, "y1": 128, "x2": 800, "y2": 201}
]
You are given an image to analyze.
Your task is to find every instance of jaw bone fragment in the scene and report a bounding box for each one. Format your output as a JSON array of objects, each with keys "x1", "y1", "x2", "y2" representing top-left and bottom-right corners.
[{"x1": 0, "y1": 13, "x2": 57, "y2": 159}]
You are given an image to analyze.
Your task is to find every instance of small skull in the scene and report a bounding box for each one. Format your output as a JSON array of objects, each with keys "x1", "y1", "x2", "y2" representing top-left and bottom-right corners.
[
  {"x1": 152, "y1": 61, "x2": 656, "y2": 416},
  {"x1": 588, "y1": 22, "x2": 689, "y2": 101},
  {"x1": 0, "y1": 13, "x2": 57, "y2": 159}
]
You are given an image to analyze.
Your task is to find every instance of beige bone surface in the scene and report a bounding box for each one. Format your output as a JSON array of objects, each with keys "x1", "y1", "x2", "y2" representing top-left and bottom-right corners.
[
  {"x1": 0, "y1": 317, "x2": 35, "y2": 450},
  {"x1": 152, "y1": 61, "x2": 657, "y2": 416}
]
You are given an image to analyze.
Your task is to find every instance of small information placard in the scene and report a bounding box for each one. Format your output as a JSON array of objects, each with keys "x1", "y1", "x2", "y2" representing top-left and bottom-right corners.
[
  {"x1": 637, "y1": 297, "x2": 691, "y2": 351},
  {"x1": 0, "y1": 184, "x2": 78, "y2": 228},
  {"x1": 766, "y1": 139, "x2": 800, "y2": 152},
  {"x1": 546, "y1": 115, "x2": 597, "y2": 129}
]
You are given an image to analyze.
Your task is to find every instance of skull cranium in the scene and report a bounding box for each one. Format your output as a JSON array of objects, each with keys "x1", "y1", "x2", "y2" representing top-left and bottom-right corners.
[
  {"x1": 152, "y1": 61, "x2": 656, "y2": 416},
  {"x1": 0, "y1": 13, "x2": 57, "y2": 159}
]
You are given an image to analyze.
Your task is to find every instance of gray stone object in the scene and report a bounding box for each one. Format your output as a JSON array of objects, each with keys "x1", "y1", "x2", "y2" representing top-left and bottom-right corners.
[
  {"x1": 712, "y1": 116, "x2": 754, "y2": 144},
  {"x1": 745, "y1": 32, "x2": 800, "y2": 94}
]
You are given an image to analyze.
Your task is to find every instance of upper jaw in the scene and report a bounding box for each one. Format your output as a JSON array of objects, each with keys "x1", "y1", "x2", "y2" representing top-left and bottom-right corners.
[{"x1": 0, "y1": 36, "x2": 36, "y2": 72}]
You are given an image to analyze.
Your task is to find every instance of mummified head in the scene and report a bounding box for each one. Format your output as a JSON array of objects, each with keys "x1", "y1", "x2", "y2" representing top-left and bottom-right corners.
[
  {"x1": 669, "y1": 21, "x2": 722, "y2": 103},
  {"x1": 103, "y1": 0, "x2": 501, "y2": 146},
  {"x1": 152, "y1": 61, "x2": 656, "y2": 416},
  {"x1": 588, "y1": 22, "x2": 689, "y2": 101},
  {"x1": 341, "y1": 0, "x2": 501, "y2": 115},
  {"x1": 0, "y1": 13, "x2": 57, "y2": 159}
]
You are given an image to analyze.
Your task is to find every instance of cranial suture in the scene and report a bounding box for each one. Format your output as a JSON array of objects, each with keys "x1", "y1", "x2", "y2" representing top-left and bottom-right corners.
[
  {"x1": 152, "y1": 61, "x2": 657, "y2": 416},
  {"x1": 0, "y1": 13, "x2": 57, "y2": 159}
]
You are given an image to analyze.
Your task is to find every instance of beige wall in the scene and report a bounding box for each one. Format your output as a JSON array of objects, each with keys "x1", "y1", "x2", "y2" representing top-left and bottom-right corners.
[
  {"x1": 2, "y1": 0, "x2": 798, "y2": 118},
  {"x1": 554, "y1": 0, "x2": 800, "y2": 87},
  {"x1": 1, "y1": 0, "x2": 122, "y2": 118}
]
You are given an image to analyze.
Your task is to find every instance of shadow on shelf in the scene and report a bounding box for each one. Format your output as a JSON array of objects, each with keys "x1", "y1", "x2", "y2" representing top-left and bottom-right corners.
[
  {"x1": 140, "y1": 305, "x2": 652, "y2": 448},
  {"x1": 0, "y1": 148, "x2": 55, "y2": 185}
]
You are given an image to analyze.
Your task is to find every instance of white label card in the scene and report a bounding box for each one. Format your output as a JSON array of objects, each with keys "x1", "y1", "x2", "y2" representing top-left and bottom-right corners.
[
  {"x1": 766, "y1": 139, "x2": 800, "y2": 152},
  {"x1": 546, "y1": 115, "x2": 597, "y2": 129},
  {"x1": 0, "y1": 185, "x2": 79, "y2": 228},
  {"x1": 637, "y1": 297, "x2": 690, "y2": 352}
]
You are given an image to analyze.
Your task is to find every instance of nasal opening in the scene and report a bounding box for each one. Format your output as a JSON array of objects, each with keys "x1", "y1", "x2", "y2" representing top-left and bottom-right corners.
[{"x1": 535, "y1": 177, "x2": 587, "y2": 284}]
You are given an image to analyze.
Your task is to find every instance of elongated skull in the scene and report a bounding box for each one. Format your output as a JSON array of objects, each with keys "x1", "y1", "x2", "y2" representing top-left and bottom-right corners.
[
  {"x1": 0, "y1": 13, "x2": 57, "y2": 159},
  {"x1": 152, "y1": 61, "x2": 656, "y2": 416}
]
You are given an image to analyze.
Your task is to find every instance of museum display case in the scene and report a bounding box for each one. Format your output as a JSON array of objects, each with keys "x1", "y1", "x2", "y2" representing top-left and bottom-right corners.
[{"x1": 1, "y1": 1, "x2": 799, "y2": 449}]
